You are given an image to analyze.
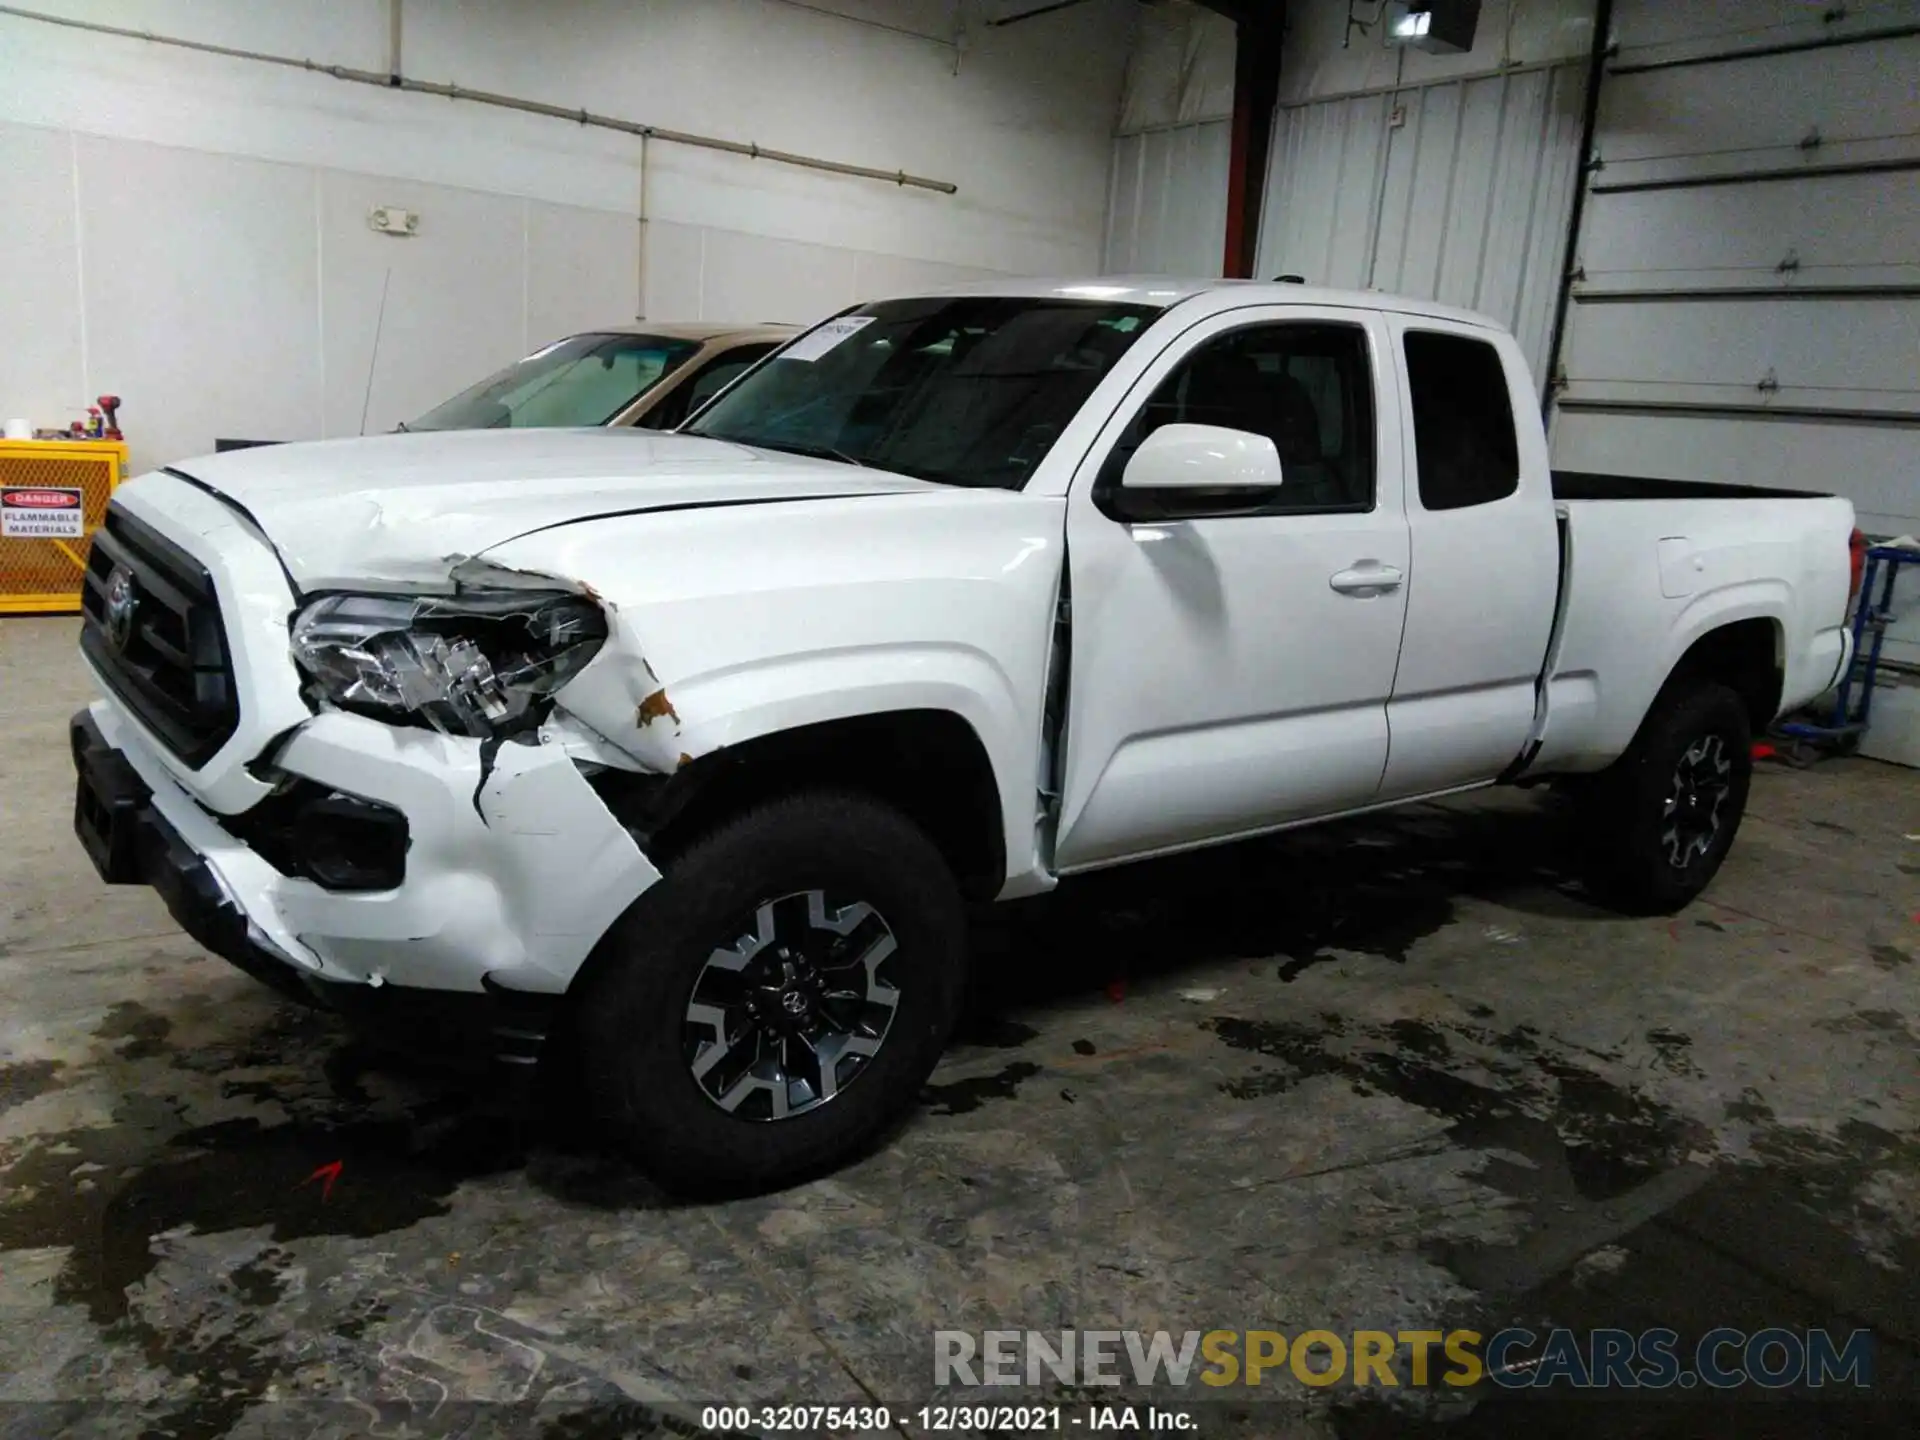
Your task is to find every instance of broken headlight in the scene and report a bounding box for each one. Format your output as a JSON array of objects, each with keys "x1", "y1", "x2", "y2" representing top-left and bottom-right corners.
[{"x1": 289, "y1": 590, "x2": 608, "y2": 738}]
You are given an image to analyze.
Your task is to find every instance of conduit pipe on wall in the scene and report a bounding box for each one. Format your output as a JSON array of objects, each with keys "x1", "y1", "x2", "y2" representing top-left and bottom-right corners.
[{"x1": 0, "y1": 3, "x2": 961, "y2": 195}]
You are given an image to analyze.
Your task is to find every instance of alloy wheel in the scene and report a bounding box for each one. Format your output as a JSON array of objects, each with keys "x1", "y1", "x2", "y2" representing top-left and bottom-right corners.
[
  {"x1": 682, "y1": 890, "x2": 901, "y2": 1120},
  {"x1": 1661, "y1": 733, "x2": 1733, "y2": 870}
]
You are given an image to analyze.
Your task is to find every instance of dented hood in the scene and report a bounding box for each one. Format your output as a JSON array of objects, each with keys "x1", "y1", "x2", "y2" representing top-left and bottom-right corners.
[{"x1": 155, "y1": 428, "x2": 940, "y2": 590}]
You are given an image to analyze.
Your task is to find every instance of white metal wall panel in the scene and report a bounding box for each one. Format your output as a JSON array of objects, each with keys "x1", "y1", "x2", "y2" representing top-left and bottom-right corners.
[
  {"x1": 1102, "y1": 121, "x2": 1232, "y2": 277},
  {"x1": 1255, "y1": 65, "x2": 1587, "y2": 381},
  {"x1": 1258, "y1": 95, "x2": 1390, "y2": 290},
  {"x1": 1551, "y1": 1, "x2": 1920, "y2": 675}
]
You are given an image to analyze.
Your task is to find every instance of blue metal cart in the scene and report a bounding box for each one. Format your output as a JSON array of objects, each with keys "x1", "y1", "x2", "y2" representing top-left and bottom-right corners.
[{"x1": 1776, "y1": 544, "x2": 1919, "y2": 753}]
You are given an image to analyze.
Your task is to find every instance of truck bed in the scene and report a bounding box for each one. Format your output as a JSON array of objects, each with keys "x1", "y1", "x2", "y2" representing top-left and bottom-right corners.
[
  {"x1": 1527, "y1": 478, "x2": 1857, "y2": 777},
  {"x1": 1552, "y1": 471, "x2": 1829, "y2": 503}
]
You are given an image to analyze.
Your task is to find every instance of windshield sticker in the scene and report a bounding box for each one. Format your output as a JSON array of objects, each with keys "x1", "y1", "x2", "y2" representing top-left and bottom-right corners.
[{"x1": 780, "y1": 315, "x2": 876, "y2": 363}]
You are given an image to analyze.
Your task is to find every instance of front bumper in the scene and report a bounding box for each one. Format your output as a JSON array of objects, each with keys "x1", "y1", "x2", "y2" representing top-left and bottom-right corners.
[{"x1": 73, "y1": 699, "x2": 662, "y2": 1045}]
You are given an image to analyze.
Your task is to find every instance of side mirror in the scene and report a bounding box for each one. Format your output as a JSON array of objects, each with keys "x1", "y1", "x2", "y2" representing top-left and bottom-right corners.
[{"x1": 1121, "y1": 423, "x2": 1285, "y2": 493}]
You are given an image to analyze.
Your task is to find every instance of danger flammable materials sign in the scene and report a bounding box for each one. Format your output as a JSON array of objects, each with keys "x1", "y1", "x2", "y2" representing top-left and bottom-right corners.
[{"x1": 1, "y1": 487, "x2": 85, "y2": 538}]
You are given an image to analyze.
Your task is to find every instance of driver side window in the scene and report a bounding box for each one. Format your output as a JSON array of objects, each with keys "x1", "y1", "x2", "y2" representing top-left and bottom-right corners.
[{"x1": 1099, "y1": 322, "x2": 1376, "y2": 516}]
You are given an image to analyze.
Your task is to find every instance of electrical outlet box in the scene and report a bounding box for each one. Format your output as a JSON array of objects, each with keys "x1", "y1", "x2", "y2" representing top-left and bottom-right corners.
[{"x1": 368, "y1": 206, "x2": 420, "y2": 237}]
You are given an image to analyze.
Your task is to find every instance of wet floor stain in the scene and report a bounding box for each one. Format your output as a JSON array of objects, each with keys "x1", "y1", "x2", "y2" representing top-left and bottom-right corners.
[
  {"x1": 1870, "y1": 944, "x2": 1912, "y2": 971},
  {"x1": 963, "y1": 799, "x2": 1588, "y2": 1015},
  {"x1": 0, "y1": 1105, "x2": 505, "y2": 1328},
  {"x1": 920, "y1": 1060, "x2": 1042, "y2": 1116},
  {"x1": 1358, "y1": 1119, "x2": 1920, "y2": 1434},
  {"x1": 0, "y1": 1057, "x2": 64, "y2": 1114},
  {"x1": 1724, "y1": 1088, "x2": 1775, "y2": 1124},
  {"x1": 1644, "y1": 1028, "x2": 1703, "y2": 1079},
  {"x1": 92, "y1": 1000, "x2": 171, "y2": 1061},
  {"x1": 1816, "y1": 1008, "x2": 1913, "y2": 1039},
  {"x1": 1208, "y1": 1012, "x2": 1707, "y2": 1204},
  {"x1": 0, "y1": 1066, "x2": 519, "y2": 1439},
  {"x1": 1244, "y1": 1008, "x2": 1920, "y2": 1437}
]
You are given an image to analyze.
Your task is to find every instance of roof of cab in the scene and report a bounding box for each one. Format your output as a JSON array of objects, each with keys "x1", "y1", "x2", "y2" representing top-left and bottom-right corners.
[{"x1": 900, "y1": 276, "x2": 1507, "y2": 331}]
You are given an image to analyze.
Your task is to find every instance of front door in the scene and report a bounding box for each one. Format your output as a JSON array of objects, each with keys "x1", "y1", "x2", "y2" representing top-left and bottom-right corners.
[{"x1": 1052, "y1": 306, "x2": 1412, "y2": 871}]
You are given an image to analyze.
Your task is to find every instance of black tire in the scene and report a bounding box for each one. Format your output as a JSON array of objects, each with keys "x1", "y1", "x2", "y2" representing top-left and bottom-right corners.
[
  {"x1": 576, "y1": 788, "x2": 967, "y2": 1196},
  {"x1": 1581, "y1": 679, "x2": 1753, "y2": 914}
]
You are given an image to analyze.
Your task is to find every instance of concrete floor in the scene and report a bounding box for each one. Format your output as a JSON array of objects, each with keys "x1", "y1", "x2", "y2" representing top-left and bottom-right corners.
[{"x1": 2, "y1": 612, "x2": 1916, "y2": 1439}]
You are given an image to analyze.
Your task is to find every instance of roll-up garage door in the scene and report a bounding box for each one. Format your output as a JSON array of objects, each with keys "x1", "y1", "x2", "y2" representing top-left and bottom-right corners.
[{"x1": 1548, "y1": 1, "x2": 1920, "y2": 549}]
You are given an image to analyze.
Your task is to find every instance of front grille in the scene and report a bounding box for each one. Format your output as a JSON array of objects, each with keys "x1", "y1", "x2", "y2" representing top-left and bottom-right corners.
[{"x1": 81, "y1": 506, "x2": 238, "y2": 767}]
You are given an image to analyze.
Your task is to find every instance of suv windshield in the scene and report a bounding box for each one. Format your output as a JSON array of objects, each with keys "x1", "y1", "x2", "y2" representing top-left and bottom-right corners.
[
  {"x1": 684, "y1": 296, "x2": 1157, "y2": 488},
  {"x1": 406, "y1": 333, "x2": 702, "y2": 431}
]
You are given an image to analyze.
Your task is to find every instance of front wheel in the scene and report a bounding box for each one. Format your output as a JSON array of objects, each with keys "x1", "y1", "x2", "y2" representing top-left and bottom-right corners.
[
  {"x1": 576, "y1": 789, "x2": 967, "y2": 1195},
  {"x1": 1580, "y1": 680, "x2": 1753, "y2": 914}
]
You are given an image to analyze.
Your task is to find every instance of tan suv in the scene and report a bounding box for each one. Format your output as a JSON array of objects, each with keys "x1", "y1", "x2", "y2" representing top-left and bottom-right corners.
[{"x1": 403, "y1": 323, "x2": 795, "y2": 433}]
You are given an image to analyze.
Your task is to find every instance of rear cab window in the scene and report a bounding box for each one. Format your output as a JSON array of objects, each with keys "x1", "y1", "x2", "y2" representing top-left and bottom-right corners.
[{"x1": 1402, "y1": 331, "x2": 1520, "y2": 511}]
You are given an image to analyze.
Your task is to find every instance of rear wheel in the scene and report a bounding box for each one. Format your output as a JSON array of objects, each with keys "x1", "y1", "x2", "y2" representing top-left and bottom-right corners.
[
  {"x1": 1581, "y1": 680, "x2": 1753, "y2": 913},
  {"x1": 577, "y1": 789, "x2": 967, "y2": 1195}
]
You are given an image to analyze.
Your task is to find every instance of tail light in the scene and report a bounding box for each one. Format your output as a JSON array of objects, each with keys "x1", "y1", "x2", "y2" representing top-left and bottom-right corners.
[{"x1": 1848, "y1": 527, "x2": 1867, "y2": 606}]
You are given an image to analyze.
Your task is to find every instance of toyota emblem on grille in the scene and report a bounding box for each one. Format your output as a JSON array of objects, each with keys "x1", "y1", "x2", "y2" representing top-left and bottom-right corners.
[{"x1": 104, "y1": 566, "x2": 140, "y2": 651}]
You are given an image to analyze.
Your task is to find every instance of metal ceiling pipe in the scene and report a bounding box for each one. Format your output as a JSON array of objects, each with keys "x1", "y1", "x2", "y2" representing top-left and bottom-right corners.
[{"x1": 0, "y1": 2, "x2": 960, "y2": 194}]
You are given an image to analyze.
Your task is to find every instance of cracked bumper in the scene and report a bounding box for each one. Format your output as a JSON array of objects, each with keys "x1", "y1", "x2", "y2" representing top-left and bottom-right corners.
[{"x1": 73, "y1": 699, "x2": 662, "y2": 1009}]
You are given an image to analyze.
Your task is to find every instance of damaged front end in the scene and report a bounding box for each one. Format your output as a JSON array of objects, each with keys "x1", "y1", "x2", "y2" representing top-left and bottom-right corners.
[{"x1": 285, "y1": 555, "x2": 692, "y2": 783}]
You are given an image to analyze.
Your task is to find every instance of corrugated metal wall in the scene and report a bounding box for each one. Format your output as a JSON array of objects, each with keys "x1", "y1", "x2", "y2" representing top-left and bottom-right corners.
[
  {"x1": 1548, "y1": 0, "x2": 1920, "y2": 672},
  {"x1": 1254, "y1": 64, "x2": 1588, "y2": 382},
  {"x1": 1103, "y1": 121, "x2": 1233, "y2": 275},
  {"x1": 1101, "y1": 2, "x2": 1235, "y2": 277}
]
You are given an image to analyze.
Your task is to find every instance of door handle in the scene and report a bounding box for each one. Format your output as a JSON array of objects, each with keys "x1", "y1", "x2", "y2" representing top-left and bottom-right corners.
[{"x1": 1329, "y1": 563, "x2": 1404, "y2": 596}]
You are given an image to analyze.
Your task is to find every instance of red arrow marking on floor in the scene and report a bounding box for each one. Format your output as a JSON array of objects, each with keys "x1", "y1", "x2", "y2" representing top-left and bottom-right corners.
[{"x1": 300, "y1": 1160, "x2": 344, "y2": 1203}]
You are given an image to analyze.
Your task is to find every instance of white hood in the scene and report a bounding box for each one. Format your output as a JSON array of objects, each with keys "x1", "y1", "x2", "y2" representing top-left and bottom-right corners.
[{"x1": 143, "y1": 428, "x2": 942, "y2": 590}]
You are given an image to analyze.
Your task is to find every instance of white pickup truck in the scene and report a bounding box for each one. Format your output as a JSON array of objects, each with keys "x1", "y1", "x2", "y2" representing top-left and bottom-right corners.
[{"x1": 72, "y1": 279, "x2": 1858, "y2": 1192}]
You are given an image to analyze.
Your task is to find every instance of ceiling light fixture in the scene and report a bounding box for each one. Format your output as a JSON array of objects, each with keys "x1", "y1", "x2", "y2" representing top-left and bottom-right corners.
[{"x1": 1389, "y1": 0, "x2": 1481, "y2": 53}]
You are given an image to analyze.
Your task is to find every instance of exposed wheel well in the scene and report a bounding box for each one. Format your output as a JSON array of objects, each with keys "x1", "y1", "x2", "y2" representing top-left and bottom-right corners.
[
  {"x1": 1666, "y1": 619, "x2": 1782, "y2": 731},
  {"x1": 590, "y1": 709, "x2": 1008, "y2": 901}
]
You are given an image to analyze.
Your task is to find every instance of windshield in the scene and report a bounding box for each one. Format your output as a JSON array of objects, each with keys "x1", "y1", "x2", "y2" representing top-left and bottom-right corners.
[
  {"x1": 683, "y1": 296, "x2": 1157, "y2": 488},
  {"x1": 406, "y1": 333, "x2": 703, "y2": 431}
]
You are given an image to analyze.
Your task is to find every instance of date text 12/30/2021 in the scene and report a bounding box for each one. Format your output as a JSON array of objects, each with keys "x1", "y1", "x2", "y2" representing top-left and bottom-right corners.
[{"x1": 700, "y1": 1404, "x2": 1195, "y2": 1434}]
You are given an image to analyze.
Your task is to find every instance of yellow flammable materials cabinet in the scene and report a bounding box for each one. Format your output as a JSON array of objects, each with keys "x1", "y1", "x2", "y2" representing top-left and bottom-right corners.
[{"x1": 0, "y1": 439, "x2": 128, "y2": 615}]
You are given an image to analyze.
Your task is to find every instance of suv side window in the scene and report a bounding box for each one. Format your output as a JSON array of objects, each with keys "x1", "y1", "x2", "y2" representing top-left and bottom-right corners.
[
  {"x1": 640, "y1": 343, "x2": 779, "y2": 430},
  {"x1": 1100, "y1": 323, "x2": 1375, "y2": 515},
  {"x1": 1402, "y1": 331, "x2": 1520, "y2": 510}
]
